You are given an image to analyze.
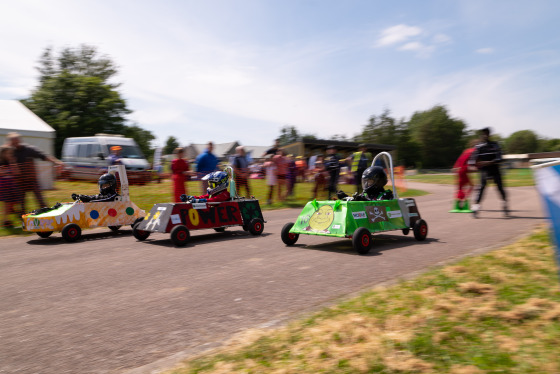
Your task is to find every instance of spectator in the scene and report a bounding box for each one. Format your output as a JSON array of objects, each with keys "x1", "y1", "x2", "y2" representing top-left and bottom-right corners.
[
  {"x1": 263, "y1": 154, "x2": 277, "y2": 205},
  {"x1": 195, "y1": 141, "x2": 219, "y2": 194},
  {"x1": 273, "y1": 149, "x2": 289, "y2": 202},
  {"x1": 311, "y1": 160, "x2": 328, "y2": 200},
  {"x1": 0, "y1": 145, "x2": 20, "y2": 227},
  {"x1": 171, "y1": 147, "x2": 192, "y2": 203},
  {"x1": 287, "y1": 154, "x2": 297, "y2": 197},
  {"x1": 6, "y1": 132, "x2": 64, "y2": 213},
  {"x1": 108, "y1": 146, "x2": 122, "y2": 165},
  {"x1": 295, "y1": 155, "x2": 307, "y2": 182},
  {"x1": 232, "y1": 145, "x2": 251, "y2": 197},
  {"x1": 451, "y1": 139, "x2": 477, "y2": 211},
  {"x1": 347, "y1": 144, "x2": 372, "y2": 194},
  {"x1": 324, "y1": 145, "x2": 342, "y2": 199},
  {"x1": 469, "y1": 127, "x2": 508, "y2": 217},
  {"x1": 262, "y1": 139, "x2": 280, "y2": 157}
]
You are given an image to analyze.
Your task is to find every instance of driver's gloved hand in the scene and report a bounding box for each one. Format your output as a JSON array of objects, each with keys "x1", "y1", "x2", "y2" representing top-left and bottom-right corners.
[
  {"x1": 336, "y1": 190, "x2": 348, "y2": 200},
  {"x1": 180, "y1": 194, "x2": 191, "y2": 202},
  {"x1": 71, "y1": 193, "x2": 78, "y2": 200},
  {"x1": 79, "y1": 195, "x2": 91, "y2": 202}
]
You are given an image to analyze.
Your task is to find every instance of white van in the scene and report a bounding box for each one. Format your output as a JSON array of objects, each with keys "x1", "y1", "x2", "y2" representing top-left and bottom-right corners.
[{"x1": 61, "y1": 134, "x2": 151, "y2": 184}]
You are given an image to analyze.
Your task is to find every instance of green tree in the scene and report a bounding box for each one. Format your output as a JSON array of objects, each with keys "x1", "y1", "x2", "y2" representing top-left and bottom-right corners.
[
  {"x1": 22, "y1": 45, "x2": 134, "y2": 157},
  {"x1": 408, "y1": 105, "x2": 467, "y2": 168},
  {"x1": 504, "y1": 130, "x2": 539, "y2": 154},
  {"x1": 123, "y1": 124, "x2": 155, "y2": 158},
  {"x1": 164, "y1": 136, "x2": 180, "y2": 155},
  {"x1": 539, "y1": 138, "x2": 560, "y2": 152},
  {"x1": 277, "y1": 125, "x2": 301, "y2": 145}
]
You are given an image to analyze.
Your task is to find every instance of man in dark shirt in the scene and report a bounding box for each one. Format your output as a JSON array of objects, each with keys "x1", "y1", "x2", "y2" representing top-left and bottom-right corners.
[
  {"x1": 469, "y1": 127, "x2": 508, "y2": 217},
  {"x1": 7, "y1": 132, "x2": 64, "y2": 213},
  {"x1": 324, "y1": 145, "x2": 342, "y2": 200}
]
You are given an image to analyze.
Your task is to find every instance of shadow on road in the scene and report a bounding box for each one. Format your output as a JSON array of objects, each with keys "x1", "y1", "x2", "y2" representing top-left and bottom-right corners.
[
  {"x1": 290, "y1": 235, "x2": 440, "y2": 256},
  {"x1": 131, "y1": 230, "x2": 273, "y2": 248},
  {"x1": 24, "y1": 229, "x2": 135, "y2": 246}
]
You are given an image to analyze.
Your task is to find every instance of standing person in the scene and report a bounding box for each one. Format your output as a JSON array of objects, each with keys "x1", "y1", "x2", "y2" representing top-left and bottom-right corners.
[
  {"x1": 273, "y1": 149, "x2": 289, "y2": 202},
  {"x1": 6, "y1": 132, "x2": 64, "y2": 213},
  {"x1": 469, "y1": 127, "x2": 508, "y2": 217},
  {"x1": 286, "y1": 154, "x2": 297, "y2": 197},
  {"x1": 171, "y1": 147, "x2": 192, "y2": 203},
  {"x1": 195, "y1": 141, "x2": 219, "y2": 194},
  {"x1": 0, "y1": 145, "x2": 20, "y2": 227},
  {"x1": 324, "y1": 145, "x2": 342, "y2": 200},
  {"x1": 262, "y1": 139, "x2": 280, "y2": 157},
  {"x1": 232, "y1": 145, "x2": 251, "y2": 197},
  {"x1": 451, "y1": 139, "x2": 477, "y2": 211},
  {"x1": 108, "y1": 146, "x2": 122, "y2": 165},
  {"x1": 263, "y1": 154, "x2": 276, "y2": 205},
  {"x1": 311, "y1": 160, "x2": 328, "y2": 200},
  {"x1": 347, "y1": 144, "x2": 372, "y2": 194},
  {"x1": 295, "y1": 156, "x2": 307, "y2": 182}
]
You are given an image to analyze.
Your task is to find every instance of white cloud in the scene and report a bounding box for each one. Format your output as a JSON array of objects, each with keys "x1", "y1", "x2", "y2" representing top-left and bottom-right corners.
[
  {"x1": 476, "y1": 47, "x2": 495, "y2": 54},
  {"x1": 376, "y1": 24, "x2": 423, "y2": 46}
]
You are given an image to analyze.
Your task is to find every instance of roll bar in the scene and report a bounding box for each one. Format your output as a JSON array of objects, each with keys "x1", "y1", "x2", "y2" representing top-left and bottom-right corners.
[{"x1": 371, "y1": 151, "x2": 398, "y2": 199}]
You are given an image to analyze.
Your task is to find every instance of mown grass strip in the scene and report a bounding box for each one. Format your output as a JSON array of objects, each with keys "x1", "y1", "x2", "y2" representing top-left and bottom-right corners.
[{"x1": 167, "y1": 228, "x2": 560, "y2": 374}]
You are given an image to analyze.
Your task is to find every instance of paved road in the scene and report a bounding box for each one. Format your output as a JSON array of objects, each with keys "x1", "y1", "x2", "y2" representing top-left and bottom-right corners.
[{"x1": 0, "y1": 182, "x2": 545, "y2": 373}]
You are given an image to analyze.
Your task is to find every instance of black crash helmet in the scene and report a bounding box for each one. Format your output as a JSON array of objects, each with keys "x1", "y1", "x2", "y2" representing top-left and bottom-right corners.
[
  {"x1": 361, "y1": 166, "x2": 388, "y2": 195},
  {"x1": 98, "y1": 173, "x2": 117, "y2": 195}
]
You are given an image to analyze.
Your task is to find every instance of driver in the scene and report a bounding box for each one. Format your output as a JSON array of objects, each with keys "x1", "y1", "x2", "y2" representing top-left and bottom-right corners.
[
  {"x1": 72, "y1": 173, "x2": 119, "y2": 202},
  {"x1": 337, "y1": 166, "x2": 393, "y2": 201},
  {"x1": 180, "y1": 170, "x2": 230, "y2": 203}
]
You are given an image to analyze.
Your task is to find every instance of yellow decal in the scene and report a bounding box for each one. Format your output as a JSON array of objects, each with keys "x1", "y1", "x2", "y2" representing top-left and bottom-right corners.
[
  {"x1": 309, "y1": 205, "x2": 334, "y2": 231},
  {"x1": 188, "y1": 209, "x2": 200, "y2": 226}
]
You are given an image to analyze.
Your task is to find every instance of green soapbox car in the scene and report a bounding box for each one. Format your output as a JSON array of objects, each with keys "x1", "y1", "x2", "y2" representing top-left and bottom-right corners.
[{"x1": 280, "y1": 152, "x2": 428, "y2": 255}]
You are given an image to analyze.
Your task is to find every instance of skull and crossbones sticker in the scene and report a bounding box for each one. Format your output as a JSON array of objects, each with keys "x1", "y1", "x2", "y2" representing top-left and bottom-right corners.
[{"x1": 365, "y1": 205, "x2": 388, "y2": 223}]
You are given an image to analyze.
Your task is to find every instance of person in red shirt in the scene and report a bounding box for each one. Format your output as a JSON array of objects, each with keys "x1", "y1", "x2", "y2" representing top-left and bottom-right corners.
[
  {"x1": 451, "y1": 140, "x2": 477, "y2": 211},
  {"x1": 180, "y1": 170, "x2": 231, "y2": 203},
  {"x1": 171, "y1": 147, "x2": 192, "y2": 202}
]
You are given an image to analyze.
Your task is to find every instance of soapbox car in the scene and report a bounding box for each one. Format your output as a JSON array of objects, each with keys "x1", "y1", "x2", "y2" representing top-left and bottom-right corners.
[
  {"x1": 132, "y1": 167, "x2": 265, "y2": 247},
  {"x1": 22, "y1": 165, "x2": 145, "y2": 242},
  {"x1": 281, "y1": 152, "x2": 428, "y2": 255}
]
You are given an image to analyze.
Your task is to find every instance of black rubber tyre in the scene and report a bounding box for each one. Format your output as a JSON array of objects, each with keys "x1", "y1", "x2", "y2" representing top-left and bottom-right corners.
[
  {"x1": 402, "y1": 228, "x2": 410, "y2": 235},
  {"x1": 61, "y1": 223, "x2": 82, "y2": 242},
  {"x1": 36, "y1": 231, "x2": 53, "y2": 238},
  {"x1": 170, "y1": 225, "x2": 190, "y2": 246},
  {"x1": 214, "y1": 227, "x2": 226, "y2": 232},
  {"x1": 131, "y1": 217, "x2": 144, "y2": 229},
  {"x1": 281, "y1": 222, "x2": 299, "y2": 246},
  {"x1": 248, "y1": 218, "x2": 264, "y2": 236},
  {"x1": 133, "y1": 222, "x2": 151, "y2": 241},
  {"x1": 352, "y1": 227, "x2": 372, "y2": 255},
  {"x1": 108, "y1": 225, "x2": 122, "y2": 232},
  {"x1": 413, "y1": 219, "x2": 428, "y2": 241}
]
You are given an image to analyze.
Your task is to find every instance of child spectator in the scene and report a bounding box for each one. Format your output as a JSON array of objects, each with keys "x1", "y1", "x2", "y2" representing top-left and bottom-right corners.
[
  {"x1": 0, "y1": 145, "x2": 20, "y2": 227},
  {"x1": 263, "y1": 154, "x2": 277, "y2": 205},
  {"x1": 171, "y1": 147, "x2": 192, "y2": 202},
  {"x1": 312, "y1": 160, "x2": 328, "y2": 200}
]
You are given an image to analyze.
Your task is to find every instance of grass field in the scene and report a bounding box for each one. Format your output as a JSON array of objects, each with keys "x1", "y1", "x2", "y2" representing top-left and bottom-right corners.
[
  {"x1": 167, "y1": 227, "x2": 560, "y2": 374},
  {"x1": 407, "y1": 168, "x2": 535, "y2": 187},
  {"x1": 0, "y1": 178, "x2": 426, "y2": 237}
]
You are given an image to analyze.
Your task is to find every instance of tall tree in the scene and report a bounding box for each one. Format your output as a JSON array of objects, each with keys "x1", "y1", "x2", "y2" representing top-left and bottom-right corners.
[
  {"x1": 164, "y1": 136, "x2": 180, "y2": 155},
  {"x1": 22, "y1": 45, "x2": 133, "y2": 157},
  {"x1": 504, "y1": 130, "x2": 539, "y2": 154},
  {"x1": 277, "y1": 125, "x2": 301, "y2": 145},
  {"x1": 408, "y1": 105, "x2": 467, "y2": 168}
]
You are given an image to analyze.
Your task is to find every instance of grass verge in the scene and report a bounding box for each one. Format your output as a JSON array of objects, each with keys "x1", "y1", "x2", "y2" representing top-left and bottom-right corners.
[
  {"x1": 167, "y1": 227, "x2": 560, "y2": 374},
  {"x1": 407, "y1": 168, "x2": 535, "y2": 187},
  {"x1": 0, "y1": 179, "x2": 426, "y2": 237}
]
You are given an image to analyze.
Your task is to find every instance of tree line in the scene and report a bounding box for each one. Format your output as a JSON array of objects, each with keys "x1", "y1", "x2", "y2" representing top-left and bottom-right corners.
[{"x1": 20, "y1": 45, "x2": 560, "y2": 168}]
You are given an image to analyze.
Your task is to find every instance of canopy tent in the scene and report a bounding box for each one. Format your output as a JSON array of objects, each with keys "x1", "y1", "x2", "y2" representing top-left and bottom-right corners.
[{"x1": 0, "y1": 100, "x2": 56, "y2": 189}]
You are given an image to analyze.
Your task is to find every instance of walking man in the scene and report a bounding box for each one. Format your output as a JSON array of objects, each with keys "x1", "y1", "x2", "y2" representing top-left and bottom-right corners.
[{"x1": 469, "y1": 127, "x2": 508, "y2": 217}]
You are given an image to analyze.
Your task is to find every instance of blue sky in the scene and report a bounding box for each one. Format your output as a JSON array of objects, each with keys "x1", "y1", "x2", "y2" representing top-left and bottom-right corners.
[{"x1": 1, "y1": 0, "x2": 559, "y2": 148}]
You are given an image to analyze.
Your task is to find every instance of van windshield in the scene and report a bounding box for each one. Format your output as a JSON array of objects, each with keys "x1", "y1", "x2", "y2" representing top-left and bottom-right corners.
[{"x1": 108, "y1": 144, "x2": 144, "y2": 159}]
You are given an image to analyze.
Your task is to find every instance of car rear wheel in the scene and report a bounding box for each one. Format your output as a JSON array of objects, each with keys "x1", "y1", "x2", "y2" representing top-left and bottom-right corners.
[
  {"x1": 133, "y1": 221, "x2": 151, "y2": 241},
  {"x1": 352, "y1": 227, "x2": 372, "y2": 255},
  {"x1": 413, "y1": 219, "x2": 428, "y2": 241},
  {"x1": 281, "y1": 222, "x2": 299, "y2": 246},
  {"x1": 170, "y1": 225, "x2": 190, "y2": 246},
  {"x1": 36, "y1": 231, "x2": 53, "y2": 238},
  {"x1": 214, "y1": 227, "x2": 226, "y2": 232},
  {"x1": 248, "y1": 218, "x2": 264, "y2": 236},
  {"x1": 108, "y1": 225, "x2": 121, "y2": 232},
  {"x1": 402, "y1": 228, "x2": 410, "y2": 235},
  {"x1": 61, "y1": 223, "x2": 82, "y2": 242}
]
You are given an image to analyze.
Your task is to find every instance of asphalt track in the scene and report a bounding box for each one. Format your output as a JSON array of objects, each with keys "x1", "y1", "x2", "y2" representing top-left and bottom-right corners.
[{"x1": 0, "y1": 182, "x2": 546, "y2": 373}]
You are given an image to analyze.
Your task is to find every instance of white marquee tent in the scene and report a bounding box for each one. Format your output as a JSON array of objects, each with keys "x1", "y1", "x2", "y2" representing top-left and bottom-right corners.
[{"x1": 0, "y1": 100, "x2": 56, "y2": 189}]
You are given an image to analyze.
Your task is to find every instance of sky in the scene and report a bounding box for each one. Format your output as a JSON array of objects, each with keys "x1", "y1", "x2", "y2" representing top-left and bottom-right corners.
[{"x1": 1, "y1": 0, "x2": 559, "y2": 148}]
